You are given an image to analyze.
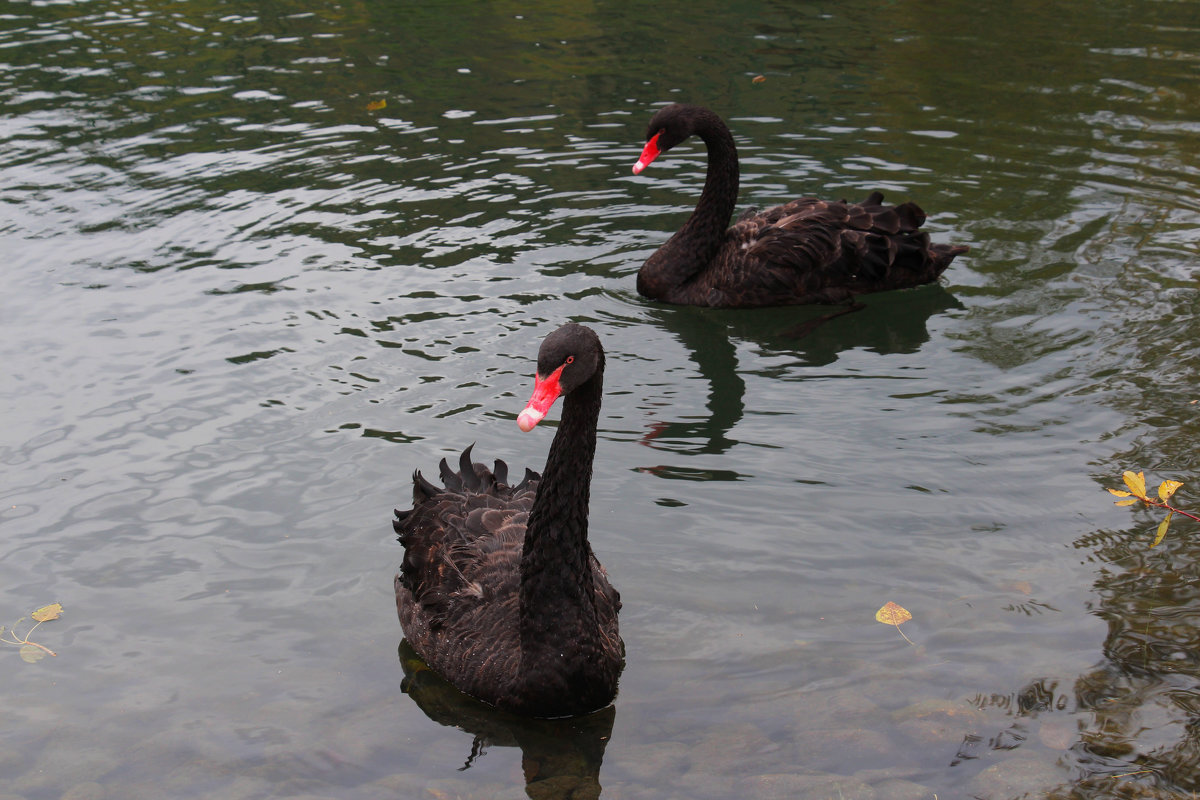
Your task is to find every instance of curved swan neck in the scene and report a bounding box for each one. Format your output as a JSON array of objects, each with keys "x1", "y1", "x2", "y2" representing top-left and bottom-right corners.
[
  {"x1": 519, "y1": 360, "x2": 604, "y2": 636},
  {"x1": 636, "y1": 110, "x2": 740, "y2": 300},
  {"x1": 691, "y1": 109, "x2": 741, "y2": 232}
]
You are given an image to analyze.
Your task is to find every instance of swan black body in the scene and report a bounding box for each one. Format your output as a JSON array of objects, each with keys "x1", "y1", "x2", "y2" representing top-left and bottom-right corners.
[
  {"x1": 633, "y1": 104, "x2": 968, "y2": 308},
  {"x1": 394, "y1": 324, "x2": 623, "y2": 718}
]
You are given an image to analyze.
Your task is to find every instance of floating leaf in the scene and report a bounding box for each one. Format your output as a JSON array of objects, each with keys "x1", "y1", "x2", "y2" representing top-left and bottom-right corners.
[
  {"x1": 1158, "y1": 480, "x2": 1183, "y2": 501},
  {"x1": 875, "y1": 601, "x2": 912, "y2": 627},
  {"x1": 1107, "y1": 488, "x2": 1132, "y2": 498},
  {"x1": 31, "y1": 603, "x2": 62, "y2": 622},
  {"x1": 1114, "y1": 498, "x2": 1139, "y2": 507},
  {"x1": 1152, "y1": 512, "x2": 1173, "y2": 547},
  {"x1": 366, "y1": 99, "x2": 387, "y2": 111},
  {"x1": 751, "y1": 75, "x2": 766, "y2": 84},
  {"x1": 19, "y1": 645, "x2": 45, "y2": 663},
  {"x1": 876, "y1": 602, "x2": 916, "y2": 646},
  {"x1": 1122, "y1": 471, "x2": 1147, "y2": 500}
]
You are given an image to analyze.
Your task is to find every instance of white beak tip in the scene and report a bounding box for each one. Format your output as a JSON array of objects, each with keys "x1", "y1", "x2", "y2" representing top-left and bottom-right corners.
[{"x1": 517, "y1": 408, "x2": 544, "y2": 432}]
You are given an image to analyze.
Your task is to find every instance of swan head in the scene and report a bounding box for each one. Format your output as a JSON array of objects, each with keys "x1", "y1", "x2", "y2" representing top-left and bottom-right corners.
[
  {"x1": 633, "y1": 104, "x2": 712, "y2": 174},
  {"x1": 517, "y1": 324, "x2": 603, "y2": 432}
]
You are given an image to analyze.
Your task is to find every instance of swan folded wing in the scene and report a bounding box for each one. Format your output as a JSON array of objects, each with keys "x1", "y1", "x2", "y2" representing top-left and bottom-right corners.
[
  {"x1": 395, "y1": 450, "x2": 539, "y2": 629},
  {"x1": 844, "y1": 192, "x2": 927, "y2": 234},
  {"x1": 734, "y1": 193, "x2": 944, "y2": 293},
  {"x1": 590, "y1": 555, "x2": 624, "y2": 653},
  {"x1": 401, "y1": 499, "x2": 533, "y2": 622},
  {"x1": 733, "y1": 204, "x2": 843, "y2": 285}
]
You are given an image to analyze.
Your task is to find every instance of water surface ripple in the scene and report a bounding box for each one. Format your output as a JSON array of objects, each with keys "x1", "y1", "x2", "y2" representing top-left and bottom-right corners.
[{"x1": 2, "y1": 0, "x2": 1199, "y2": 797}]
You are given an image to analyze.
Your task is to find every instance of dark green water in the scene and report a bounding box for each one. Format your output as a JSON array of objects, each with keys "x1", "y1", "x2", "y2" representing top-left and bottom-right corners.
[{"x1": 2, "y1": 0, "x2": 1198, "y2": 798}]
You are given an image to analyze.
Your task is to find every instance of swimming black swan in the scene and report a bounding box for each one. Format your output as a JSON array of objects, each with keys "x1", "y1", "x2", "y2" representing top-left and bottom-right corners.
[
  {"x1": 393, "y1": 323, "x2": 623, "y2": 718},
  {"x1": 632, "y1": 104, "x2": 969, "y2": 308}
]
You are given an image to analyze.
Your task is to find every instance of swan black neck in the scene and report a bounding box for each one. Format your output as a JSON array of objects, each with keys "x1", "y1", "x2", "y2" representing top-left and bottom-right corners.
[
  {"x1": 637, "y1": 108, "x2": 740, "y2": 300},
  {"x1": 519, "y1": 357, "x2": 604, "y2": 652}
]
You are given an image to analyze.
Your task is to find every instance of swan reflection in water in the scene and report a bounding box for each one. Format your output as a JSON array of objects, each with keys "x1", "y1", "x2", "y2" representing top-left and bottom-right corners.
[
  {"x1": 637, "y1": 283, "x2": 964, "y2": 469},
  {"x1": 398, "y1": 640, "x2": 616, "y2": 800}
]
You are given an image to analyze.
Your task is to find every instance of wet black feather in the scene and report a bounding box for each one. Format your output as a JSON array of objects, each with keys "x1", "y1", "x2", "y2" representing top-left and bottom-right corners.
[
  {"x1": 635, "y1": 104, "x2": 969, "y2": 308},
  {"x1": 393, "y1": 324, "x2": 623, "y2": 718},
  {"x1": 438, "y1": 458, "x2": 462, "y2": 492}
]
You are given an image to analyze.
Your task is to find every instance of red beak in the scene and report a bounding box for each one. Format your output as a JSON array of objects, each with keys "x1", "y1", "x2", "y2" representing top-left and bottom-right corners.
[
  {"x1": 632, "y1": 131, "x2": 663, "y2": 175},
  {"x1": 517, "y1": 364, "x2": 566, "y2": 432}
]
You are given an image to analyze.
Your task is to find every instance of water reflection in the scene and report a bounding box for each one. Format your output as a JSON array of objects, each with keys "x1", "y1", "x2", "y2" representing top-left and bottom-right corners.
[
  {"x1": 638, "y1": 284, "x2": 961, "y2": 464},
  {"x1": 398, "y1": 640, "x2": 616, "y2": 800},
  {"x1": 1062, "y1": 522, "x2": 1200, "y2": 795},
  {"x1": 4, "y1": 0, "x2": 1198, "y2": 795},
  {"x1": 777, "y1": 285, "x2": 963, "y2": 363},
  {"x1": 959, "y1": 678, "x2": 1075, "y2": 767},
  {"x1": 957, "y1": 514, "x2": 1200, "y2": 796}
]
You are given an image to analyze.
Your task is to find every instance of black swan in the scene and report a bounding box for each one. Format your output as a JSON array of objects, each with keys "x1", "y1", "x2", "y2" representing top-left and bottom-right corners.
[
  {"x1": 393, "y1": 323, "x2": 623, "y2": 718},
  {"x1": 632, "y1": 104, "x2": 969, "y2": 308}
]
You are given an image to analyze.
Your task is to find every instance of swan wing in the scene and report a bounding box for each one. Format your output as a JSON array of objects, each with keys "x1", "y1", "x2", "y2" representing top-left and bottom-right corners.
[
  {"x1": 395, "y1": 448, "x2": 539, "y2": 629},
  {"x1": 725, "y1": 193, "x2": 951, "y2": 300}
]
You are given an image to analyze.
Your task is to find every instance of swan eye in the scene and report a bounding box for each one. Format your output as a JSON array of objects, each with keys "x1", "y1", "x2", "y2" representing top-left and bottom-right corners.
[{"x1": 564, "y1": 356, "x2": 574, "y2": 365}]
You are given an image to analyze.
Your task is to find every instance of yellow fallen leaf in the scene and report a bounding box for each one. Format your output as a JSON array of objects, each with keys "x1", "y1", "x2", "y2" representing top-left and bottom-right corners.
[
  {"x1": 1107, "y1": 488, "x2": 1132, "y2": 498},
  {"x1": 366, "y1": 99, "x2": 387, "y2": 111},
  {"x1": 876, "y1": 601, "x2": 916, "y2": 646},
  {"x1": 1123, "y1": 471, "x2": 1147, "y2": 500},
  {"x1": 752, "y1": 75, "x2": 766, "y2": 84},
  {"x1": 1152, "y1": 512, "x2": 1173, "y2": 547},
  {"x1": 875, "y1": 601, "x2": 912, "y2": 627},
  {"x1": 1158, "y1": 480, "x2": 1183, "y2": 501},
  {"x1": 31, "y1": 603, "x2": 62, "y2": 622},
  {"x1": 1114, "y1": 499, "x2": 1138, "y2": 507}
]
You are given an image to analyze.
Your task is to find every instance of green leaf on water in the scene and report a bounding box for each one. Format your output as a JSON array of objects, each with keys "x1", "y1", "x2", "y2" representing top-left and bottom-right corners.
[{"x1": 19, "y1": 645, "x2": 45, "y2": 663}]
